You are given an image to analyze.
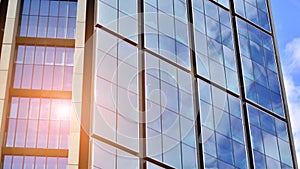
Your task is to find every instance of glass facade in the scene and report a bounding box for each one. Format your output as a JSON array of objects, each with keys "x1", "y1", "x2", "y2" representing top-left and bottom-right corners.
[
  {"x1": 0, "y1": 0, "x2": 297, "y2": 168},
  {"x1": 91, "y1": 0, "x2": 296, "y2": 168},
  {"x1": 2, "y1": 0, "x2": 77, "y2": 168}
]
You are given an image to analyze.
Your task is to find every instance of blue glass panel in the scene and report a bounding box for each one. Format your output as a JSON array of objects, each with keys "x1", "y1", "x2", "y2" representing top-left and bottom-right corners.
[
  {"x1": 266, "y1": 156, "x2": 281, "y2": 169},
  {"x1": 278, "y1": 139, "x2": 293, "y2": 167},
  {"x1": 223, "y1": 46, "x2": 236, "y2": 70},
  {"x1": 250, "y1": 125, "x2": 264, "y2": 153},
  {"x1": 203, "y1": 127, "x2": 217, "y2": 157},
  {"x1": 262, "y1": 131, "x2": 280, "y2": 160},
  {"x1": 253, "y1": 150, "x2": 267, "y2": 169},
  {"x1": 196, "y1": 54, "x2": 209, "y2": 78},
  {"x1": 242, "y1": 57, "x2": 254, "y2": 80},
  {"x1": 159, "y1": 35, "x2": 176, "y2": 62},
  {"x1": 219, "y1": 8, "x2": 231, "y2": 28},
  {"x1": 158, "y1": 0, "x2": 173, "y2": 15},
  {"x1": 215, "y1": 109, "x2": 231, "y2": 138},
  {"x1": 207, "y1": 38, "x2": 223, "y2": 64},
  {"x1": 265, "y1": 50, "x2": 277, "y2": 72},
  {"x1": 253, "y1": 62, "x2": 269, "y2": 87},
  {"x1": 221, "y1": 25, "x2": 233, "y2": 49},
  {"x1": 233, "y1": 141, "x2": 248, "y2": 169},
  {"x1": 182, "y1": 144, "x2": 197, "y2": 169},
  {"x1": 244, "y1": 78, "x2": 257, "y2": 102},
  {"x1": 267, "y1": 69, "x2": 280, "y2": 94},
  {"x1": 228, "y1": 95, "x2": 241, "y2": 118},
  {"x1": 250, "y1": 41, "x2": 265, "y2": 66},
  {"x1": 206, "y1": 17, "x2": 221, "y2": 43},
  {"x1": 161, "y1": 81, "x2": 178, "y2": 113},
  {"x1": 216, "y1": 133, "x2": 234, "y2": 165},
  {"x1": 259, "y1": 10, "x2": 270, "y2": 31},
  {"x1": 248, "y1": 106, "x2": 260, "y2": 127},
  {"x1": 260, "y1": 110, "x2": 276, "y2": 135},
  {"x1": 198, "y1": 81, "x2": 212, "y2": 103},
  {"x1": 239, "y1": 35, "x2": 251, "y2": 58},
  {"x1": 256, "y1": 83, "x2": 272, "y2": 110},
  {"x1": 176, "y1": 41, "x2": 190, "y2": 69},
  {"x1": 200, "y1": 101, "x2": 214, "y2": 129},
  {"x1": 231, "y1": 116, "x2": 244, "y2": 144},
  {"x1": 275, "y1": 119, "x2": 289, "y2": 142},
  {"x1": 40, "y1": 1, "x2": 49, "y2": 16},
  {"x1": 272, "y1": 92, "x2": 284, "y2": 116},
  {"x1": 193, "y1": 10, "x2": 206, "y2": 34},
  {"x1": 193, "y1": 0, "x2": 204, "y2": 12},
  {"x1": 204, "y1": 154, "x2": 218, "y2": 169},
  {"x1": 174, "y1": 0, "x2": 187, "y2": 21},
  {"x1": 205, "y1": 0, "x2": 219, "y2": 20},
  {"x1": 245, "y1": 2, "x2": 258, "y2": 24}
]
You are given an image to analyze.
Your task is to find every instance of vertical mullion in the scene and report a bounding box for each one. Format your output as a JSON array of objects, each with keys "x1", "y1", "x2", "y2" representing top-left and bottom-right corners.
[
  {"x1": 228, "y1": 0, "x2": 255, "y2": 168},
  {"x1": 185, "y1": 0, "x2": 204, "y2": 169},
  {"x1": 138, "y1": 0, "x2": 146, "y2": 168}
]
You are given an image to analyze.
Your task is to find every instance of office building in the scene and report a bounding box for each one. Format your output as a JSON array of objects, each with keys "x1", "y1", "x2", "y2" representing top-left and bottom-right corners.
[{"x1": 0, "y1": 0, "x2": 298, "y2": 168}]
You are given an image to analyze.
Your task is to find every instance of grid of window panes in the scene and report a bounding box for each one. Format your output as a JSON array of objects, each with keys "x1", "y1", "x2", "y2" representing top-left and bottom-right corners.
[
  {"x1": 19, "y1": 0, "x2": 77, "y2": 38},
  {"x1": 97, "y1": 0, "x2": 138, "y2": 42},
  {"x1": 94, "y1": 29, "x2": 139, "y2": 152},
  {"x1": 3, "y1": 156, "x2": 68, "y2": 169},
  {"x1": 236, "y1": 18, "x2": 284, "y2": 117},
  {"x1": 247, "y1": 104, "x2": 293, "y2": 168},
  {"x1": 192, "y1": 0, "x2": 239, "y2": 94},
  {"x1": 3, "y1": 0, "x2": 77, "y2": 167},
  {"x1": 198, "y1": 79, "x2": 248, "y2": 169},
  {"x1": 145, "y1": 52, "x2": 197, "y2": 168},
  {"x1": 6, "y1": 97, "x2": 71, "y2": 149},
  {"x1": 233, "y1": 0, "x2": 271, "y2": 31},
  {"x1": 144, "y1": 0, "x2": 191, "y2": 69},
  {"x1": 13, "y1": 45, "x2": 74, "y2": 91}
]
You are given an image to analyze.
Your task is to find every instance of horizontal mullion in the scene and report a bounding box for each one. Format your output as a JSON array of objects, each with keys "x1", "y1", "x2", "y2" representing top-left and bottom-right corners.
[
  {"x1": 10, "y1": 88, "x2": 72, "y2": 99},
  {"x1": 2, "y1": 147, "x2": 68, "y2": 157},
  {"x1": 16, "y1": 36, "x2": 75, "y2": 47}
]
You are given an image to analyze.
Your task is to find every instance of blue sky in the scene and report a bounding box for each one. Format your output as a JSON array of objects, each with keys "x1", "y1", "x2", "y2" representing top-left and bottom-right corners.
[{"x1": 271, "y1": 0, "x2": 300, "y2": 165}]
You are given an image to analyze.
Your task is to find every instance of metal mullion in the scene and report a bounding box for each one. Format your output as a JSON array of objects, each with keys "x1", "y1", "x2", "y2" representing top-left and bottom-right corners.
[
  {"x1": 138, "y1": 0, "x2": 146, "y2": 168},
  {"x1": 186, "y1": 0, "x2": 204, "y2": 168},
  {"x1": 228, "y1": 0, "x2": 255, "y2": 168},
  {"x1": 266, "y1": 0, "x2": 299, "y2": 167}
]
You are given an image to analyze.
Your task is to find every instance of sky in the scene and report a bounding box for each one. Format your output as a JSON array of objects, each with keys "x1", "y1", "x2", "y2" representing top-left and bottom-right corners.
[{"x1": 270, "y1": 0, "x2": 300, "y2": 166}]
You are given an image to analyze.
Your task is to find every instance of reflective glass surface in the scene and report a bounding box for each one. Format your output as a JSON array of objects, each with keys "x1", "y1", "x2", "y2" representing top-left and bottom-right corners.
[
  {"x1": 19, "y1": 0, "x2": 77, "y2": 38},
  {"x1": 98, "y1": 0, "x2": 138, "y2": 42},
  {"x1": 144, "y1": 0, "x2": 191, "y2": 69},
  {"x1": 6, "y1": 97, "x2": 71, "y2": 149},
  {"x1": 145, "y1": 53, "x2": 197, "y2": 169},
  {"x1": 14, "y1": 45, "x2": 74, "y2": 91},
  {"x1": 237, "y1": 18, "x2": 284, "y2": 117},
  {"x1": 192, "y1": 0, "x2": 239, "y2": 94},
  {"x1": 198, "y1": 79, "x2": 248, "y2": 169},
  {"x1": 247, "y1": 104, "x2": 293, "y2": 168},
  {"x1": 234, "y1": 0, "x2": 270, "y2": 31},
  {"x1": 92, "y1": 139, "x2": 139, "y2": 169},
  {"x1": 94, "y1": 29, "x2": 139, "y2": 151}
]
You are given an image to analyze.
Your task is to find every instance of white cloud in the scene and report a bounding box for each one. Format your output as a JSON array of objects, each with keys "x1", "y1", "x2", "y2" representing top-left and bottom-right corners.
[{"x1": 282, "y1": 38, "x2": 300, "y2": 165}]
